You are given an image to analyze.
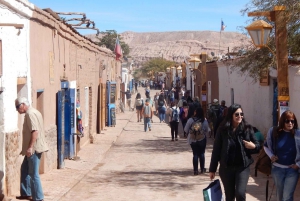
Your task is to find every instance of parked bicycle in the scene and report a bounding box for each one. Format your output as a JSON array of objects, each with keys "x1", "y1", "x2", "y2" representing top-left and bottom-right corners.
[{"x1": 118, "y1": 98, "x2": 125, "y2": 113}]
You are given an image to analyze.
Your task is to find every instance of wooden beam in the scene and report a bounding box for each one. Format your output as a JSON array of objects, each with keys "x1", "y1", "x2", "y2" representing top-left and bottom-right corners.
[
  {"x1": 248, "y1": 11, "x2": 271, "y2": 17},
  {"x1": 0, "y1": 23, "x2": 24, "y2": 29},
  {"x1": 248, "y1": 11, "x2": 276, "y2": 21}
]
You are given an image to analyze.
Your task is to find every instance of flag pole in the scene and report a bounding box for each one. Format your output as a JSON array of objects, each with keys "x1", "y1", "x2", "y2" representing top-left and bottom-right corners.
[{"x1": 219, "y1": 31, "x2": 222, "y2": 56}]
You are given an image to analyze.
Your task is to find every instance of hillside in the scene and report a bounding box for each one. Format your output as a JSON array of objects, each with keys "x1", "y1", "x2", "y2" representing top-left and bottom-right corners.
[{"x1": 87, "y1": 31, "x2": 251, "y2": 63}]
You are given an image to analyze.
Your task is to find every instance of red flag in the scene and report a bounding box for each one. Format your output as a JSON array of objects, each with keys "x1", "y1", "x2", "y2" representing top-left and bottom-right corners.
[{"x1": 114, "y1": 37, "x2": 122, "y2": 60}]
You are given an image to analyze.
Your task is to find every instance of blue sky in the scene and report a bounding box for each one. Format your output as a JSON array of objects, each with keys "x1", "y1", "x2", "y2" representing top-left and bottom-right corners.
[{"x1": 29, "y1": 0, "x2": 252, "y2": 35}]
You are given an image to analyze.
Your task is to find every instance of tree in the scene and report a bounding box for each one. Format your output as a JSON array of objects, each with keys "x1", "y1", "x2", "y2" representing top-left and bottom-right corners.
[
  {"x1": 134, "y1": 58, "x2": 175, "y2": 80},
  {"x1": 232, "y1": 0, "x2": 300, "y2": 81},
  {"x1": 96, "y1": 30, "x2": 130, "y2": 56}
]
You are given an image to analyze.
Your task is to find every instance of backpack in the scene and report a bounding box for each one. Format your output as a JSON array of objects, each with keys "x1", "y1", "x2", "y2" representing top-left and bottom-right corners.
[
  {"x1": 189, "y1": 118, "x2": 205, "y2": 141},
  {"x1": 143, "y1": 105, "x2": 151, "y2": 116},
  {"x1": 136, "y1": 99, "x2": 143, "y2": 106},
  {"x1": 218, "y1": 106, "x2": 226, "y2": 119},
  {"x1": 158, "y1": 100, "x2": 164, "y2": 107},
  {"x1": 171, "y1": 107, "x2": 179, "y2": 122},
  {"x1": 255, "y1": 126, "x2": 277, "y2": 176},
  {"x1": 208, "y1": 105, "x2": 220, "y2": 122},
  {"x1": 255, "y1": 126, "x2": 277, "y2": 201},
  {"x1": 182, "y1": 107, "x2": 188, "y2": 120},
  {"x1": 145, "y1": 89, "x2": 150, "y2": 96}
]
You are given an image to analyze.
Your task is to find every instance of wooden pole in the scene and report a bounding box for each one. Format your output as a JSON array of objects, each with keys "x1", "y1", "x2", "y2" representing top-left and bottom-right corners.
[{"x1": 275, "y1": 6, "x2": 289, "y2": 101}]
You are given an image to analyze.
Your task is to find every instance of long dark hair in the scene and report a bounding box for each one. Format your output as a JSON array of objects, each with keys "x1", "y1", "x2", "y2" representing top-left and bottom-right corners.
[
  {"x1": 277, "y1": 110, "x2": 298, "y2": 136},
  {"x1": 220, "y1": 103, "x2": 251, "y2": 131},
  {"x1": 136, "y1": 93, "x2": 141, "y2": 99},
  {"x1": 158, "y1": 94, "x2": 165, "y2": 101},
  {"x1": 193, "y1": 107, "x2": 204, "y2": 123}
]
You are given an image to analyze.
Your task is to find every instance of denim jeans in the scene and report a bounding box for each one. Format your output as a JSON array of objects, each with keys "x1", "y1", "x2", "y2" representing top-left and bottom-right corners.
[
  {"x1": 158, "y1": 107, "x2": 166, "y2": 122},
  {"x1": 190, "y1": 139, "x2": 206, "y2": 172},
  {"x1": 20, "y1": 153, "x2": 44, "y2": 201},
  {"x1": 219, "y1": 165, "x2": 250, "y2": 201},
  {"x1": 272, "y1": 165, "x2": 299, "y2": 201},
  {"x1": 144, "y1": 117, "x2": 151, "y2": 131}
]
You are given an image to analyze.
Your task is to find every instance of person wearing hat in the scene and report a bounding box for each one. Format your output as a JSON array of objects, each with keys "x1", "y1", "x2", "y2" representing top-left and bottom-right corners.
[{"x1": 15, "y1": 97, "x2": 48, "y2": 201}]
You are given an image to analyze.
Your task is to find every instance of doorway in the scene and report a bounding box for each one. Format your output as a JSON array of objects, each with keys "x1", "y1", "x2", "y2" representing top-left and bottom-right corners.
[{"x1": 37, "y1": 90, "x2": 45, "y2": 174}]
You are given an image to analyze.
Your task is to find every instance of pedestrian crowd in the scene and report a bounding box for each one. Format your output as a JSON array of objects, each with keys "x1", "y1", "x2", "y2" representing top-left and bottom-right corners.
[
  {"x1": 132, "y1": 83, "x2": 300, "y2": 201},
  {"x1": 14, "y1": 80, "x2": 300, "y2": 201}
]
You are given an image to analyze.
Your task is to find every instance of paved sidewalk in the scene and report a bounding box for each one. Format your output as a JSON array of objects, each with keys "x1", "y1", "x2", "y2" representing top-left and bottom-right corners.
[{"x1": 8, "y1": 111, "x2": 134, "y2": 201}]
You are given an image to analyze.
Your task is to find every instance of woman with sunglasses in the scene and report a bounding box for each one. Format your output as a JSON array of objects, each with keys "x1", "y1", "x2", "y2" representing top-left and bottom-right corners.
[
  {"x1": 264, "y1": 110, "x2": 300, "y2": 201},
  {"x1": 209, "y1": 103, "x2": 260, "y2": 201}
]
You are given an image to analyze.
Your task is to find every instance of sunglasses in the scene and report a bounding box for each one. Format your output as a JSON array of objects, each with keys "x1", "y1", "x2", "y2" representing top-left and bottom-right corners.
[
  {"x1": 234, "y1": 112, "x2": 244, "y2": 117},
  {"x1": 16, "y1": 103, "x2": 22, "y2": 110},
  {"x1": 285, "y1": 119, "x2": 295, "y2": 124}
]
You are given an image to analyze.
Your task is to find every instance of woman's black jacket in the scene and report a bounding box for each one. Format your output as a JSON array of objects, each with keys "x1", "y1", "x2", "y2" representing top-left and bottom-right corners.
[{"x1": 209, "y1": 124, "x2": 260, "y2": 172}]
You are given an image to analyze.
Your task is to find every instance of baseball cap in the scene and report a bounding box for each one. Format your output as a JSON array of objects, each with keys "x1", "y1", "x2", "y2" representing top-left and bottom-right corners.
[{"x1": 213, "y1": 99, "x2": 218, "y2": 103}]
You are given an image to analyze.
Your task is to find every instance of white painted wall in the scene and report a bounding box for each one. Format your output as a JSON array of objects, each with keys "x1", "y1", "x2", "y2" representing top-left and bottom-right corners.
[
  {"x1": 122, "y1": 68, "x2": 128, "y2": 84},
  {"x1": 288, "y1": 67, "x2": 300, "y2": 118},
  {"x1": 218, "y1": 62, "x2": 300, "y2": 135},
  {"x1": 218, "y1": 63, "x2": 273, "y2": 135},
  {"x1": 0, "y1": 0, "x2": 33, "y2": 132}
]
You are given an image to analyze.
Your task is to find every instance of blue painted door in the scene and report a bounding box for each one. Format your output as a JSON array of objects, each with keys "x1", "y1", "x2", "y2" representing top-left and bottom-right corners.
[
  {"x1": 64, "y1": 88, "x2": 75, "y2": 159},
  {"x1": 57, "y1": 85, "x2": 76, "y2": 168}
]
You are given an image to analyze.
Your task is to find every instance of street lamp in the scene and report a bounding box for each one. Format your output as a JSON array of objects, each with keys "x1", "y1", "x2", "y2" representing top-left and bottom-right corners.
[
  {"x1": 177, "y1": 66, "x2": 182, "y2": 73},
  {"x1": 189, "y1": 54, "x2": 201, "y2": 69},
  {"x1": 247, "y1": 5, "x2": 289, "y2": 122},
  {"x1": 245, "y1": 20, "x2": 273, "y2": 48}
]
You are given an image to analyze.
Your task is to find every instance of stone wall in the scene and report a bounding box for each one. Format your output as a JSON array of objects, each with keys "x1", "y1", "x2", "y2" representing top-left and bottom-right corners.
[
  {"x1": 43, "y1": 125, "x2": 58, "y2": 172},
  {"x1": 5, "y1": 131, "x2": 20, "y2": 197}
]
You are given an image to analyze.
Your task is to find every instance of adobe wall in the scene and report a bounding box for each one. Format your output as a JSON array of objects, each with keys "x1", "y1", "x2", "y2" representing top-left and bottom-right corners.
[
  {"x1": 0, "y1": 0, "x2": 120, "y2": 197},
  {"x1": 28, "y1": 5, "x2": 117, "y2": 149}
]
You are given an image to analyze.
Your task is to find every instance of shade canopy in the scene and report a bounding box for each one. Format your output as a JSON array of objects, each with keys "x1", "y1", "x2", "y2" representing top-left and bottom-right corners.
[{"x1": 245, "y1": 20, "x2": 273, "y2": 48}]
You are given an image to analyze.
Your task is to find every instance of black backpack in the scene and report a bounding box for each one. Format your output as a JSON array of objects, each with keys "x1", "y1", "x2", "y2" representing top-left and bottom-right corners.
[{"x1": 158, "y1": 100, "x2": 164, "y2": 107}]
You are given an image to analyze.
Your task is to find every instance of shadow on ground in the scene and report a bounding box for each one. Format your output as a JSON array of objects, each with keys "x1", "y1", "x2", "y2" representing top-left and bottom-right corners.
[{"x1": 85, "y1": 167, "x2": 212, "y2": 192}]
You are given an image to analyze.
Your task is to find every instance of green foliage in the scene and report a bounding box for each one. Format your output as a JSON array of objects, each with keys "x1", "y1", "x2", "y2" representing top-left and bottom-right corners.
[
  {"x1": 96, "y1": 30, "x2": 130, "y2": 56},
  {"x1": 234, "y1": 0, "x2": 300, "y2": 80},
  {"x1": 135, "y1": 58, "x2": 175, "y2": 79}
]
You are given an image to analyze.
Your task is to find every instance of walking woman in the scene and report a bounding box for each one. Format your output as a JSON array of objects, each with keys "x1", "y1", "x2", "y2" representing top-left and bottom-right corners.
[
  {"x1": 157, "y1": 94, "x2": 167, "y2": 123},
  {"x1": 154, "y1": 92, "x2": 160, "y2": 115},
  {"x1": 134, "y1": 93, "x2": 144, "y2": 122},
  {"x1": 184, "y1": 107, "x2": 209, "y2": 175},
  {"x1": 167, "y1": 101, "x2": 180, "y2": 141},
  {"x1": 180, "y1": 101, "x2": 189, "y2": 137},
  {"x1": 264, "y1": 110, "x2": 300, "y2": 201},
  {"x1": 209, "y1": 103, "x2": 260, "y2": 201}
]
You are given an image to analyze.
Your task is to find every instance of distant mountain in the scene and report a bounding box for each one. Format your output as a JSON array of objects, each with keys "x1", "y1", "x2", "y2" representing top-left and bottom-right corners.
[{"x1": 86, "y1": 31, "x2": 250, "y2": 63}]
